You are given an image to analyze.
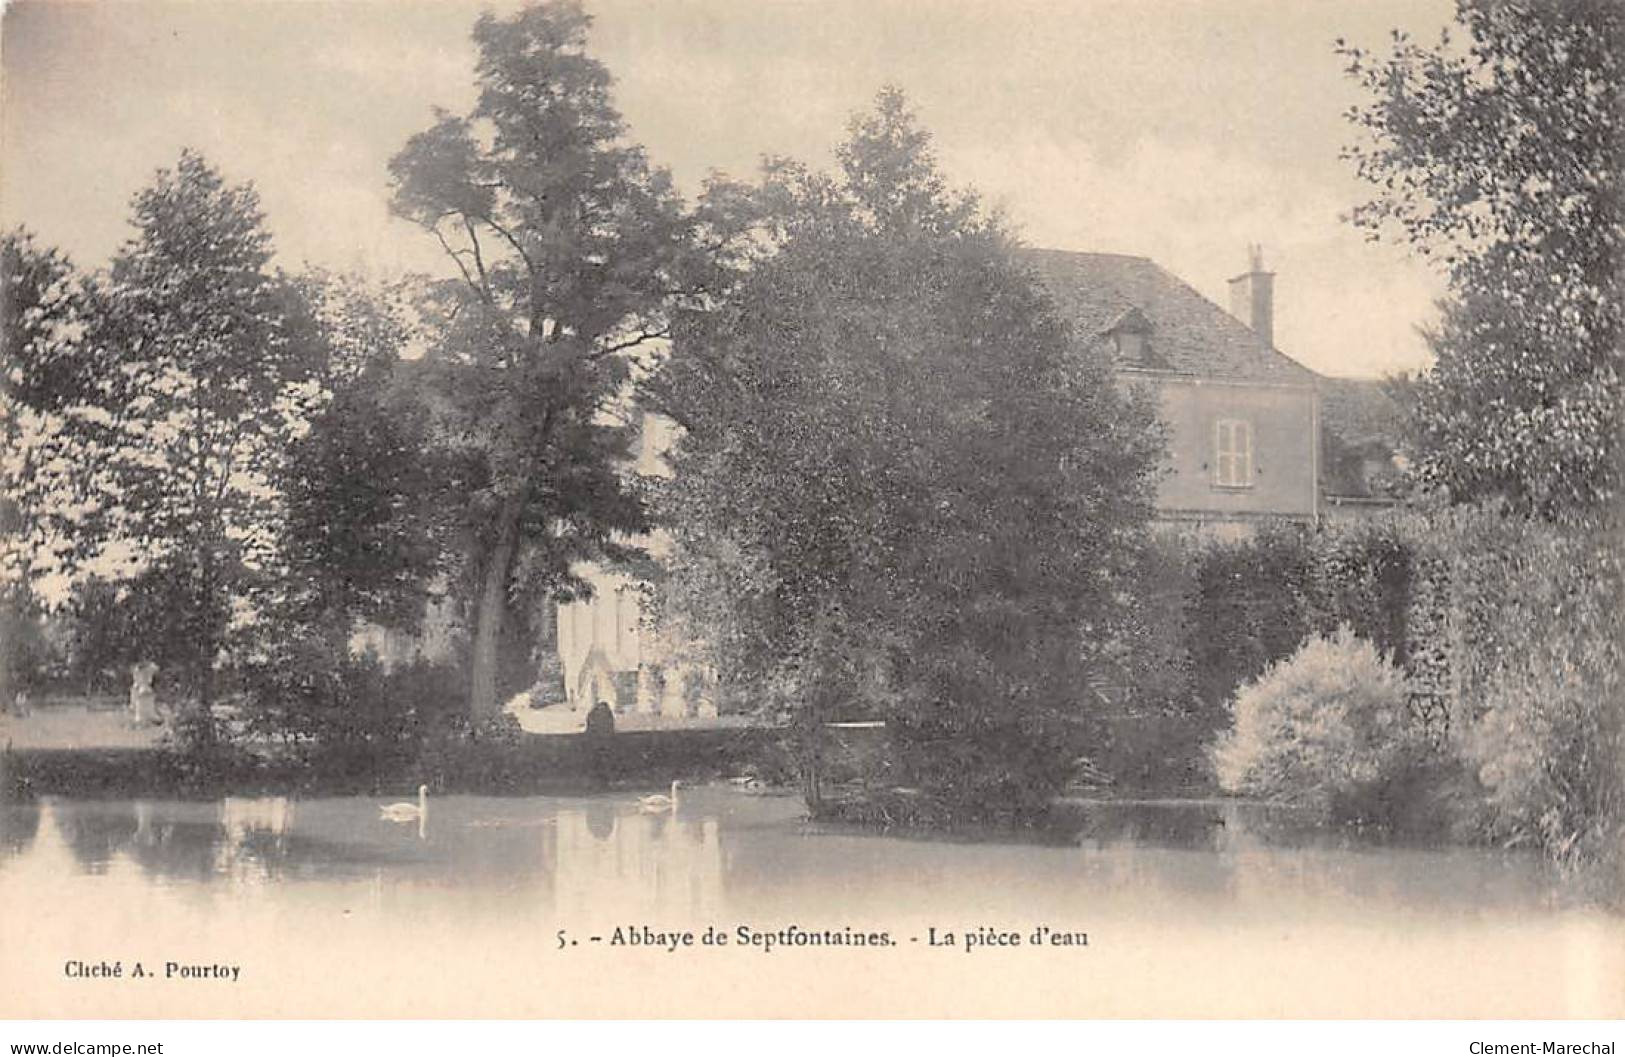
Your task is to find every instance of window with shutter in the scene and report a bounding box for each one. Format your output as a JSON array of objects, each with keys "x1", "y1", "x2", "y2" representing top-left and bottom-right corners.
[{"x1": 1215, "y1": 418, "x2": 1253, "y2": 487}]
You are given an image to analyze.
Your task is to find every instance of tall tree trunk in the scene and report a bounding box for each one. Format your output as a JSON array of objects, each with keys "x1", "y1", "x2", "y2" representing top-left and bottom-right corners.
[
  {"x1": 795, "y1": 711, "x2": 826, "y2": 813},
  {"x1": 469, "y1": 494, "x2": 525, "y2": 722},
  {"x1": 192, "y1": 540, "x2": 217, "y2": 747},
  {"x1": 533, "y1": 600, "x2": 566, "y2": 702}
]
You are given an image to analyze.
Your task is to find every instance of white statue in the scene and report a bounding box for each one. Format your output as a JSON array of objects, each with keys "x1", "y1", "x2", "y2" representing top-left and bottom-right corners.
[{"x1": 129, "y1": 660, "x2": 159, "y2": 726}]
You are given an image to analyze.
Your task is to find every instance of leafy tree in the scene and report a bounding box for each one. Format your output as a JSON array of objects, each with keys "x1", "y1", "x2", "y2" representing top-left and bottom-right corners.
[
  {"x1": 388, "y1": 1, "x2": 700, "y2": 719},
  {"x1": 1444, "y1": 505, "x2": 1623, "y2": 870},
  {"x1": 236, "y1": 275, "x2": 460, "y2": 751},
  {"x1": 648, "y1": 89, "x2": 1162, "y2": 818},
  {"x1": 7, "y1": 153, "x2": 319, "y2": 735},
  {"x1": 6, "y1": 226, "x2": 444, "y2": 731},
  {"x1": 275, "y1": 274, "x2": 444, "y2": 640},
  {"x1": 2, "y1": 230, "x2": 98, "y2": 594},
  {"x1": 2, "y1": 229, "x2": 94, "y2": 431},
  {"x1": 1339, "y1": 1, "x2": 1624, "y2": 519},
  {"x1": 2, "y1": 229, "x2": 94, "y2": 698}
]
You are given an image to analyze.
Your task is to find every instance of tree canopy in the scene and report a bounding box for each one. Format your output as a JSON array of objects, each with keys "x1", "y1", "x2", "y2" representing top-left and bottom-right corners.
[
  {"x1": 4, "y1": 188, "x2": 455, "y2": 725},
  {"x1": 274, "y1": 273, "x2": 445, "y2": 639},
  {"x1": 3, "y1": 154, "x2": 323, "y2": 726},
  {"x1": 648, "y1": 89, "x2": 1162, "y2": 817},
  {"x1": 2, "y1": 229, "x2": 94, "y2": 581},
  {"x1": 1340, "y1": 0, "x2": 1624, "y2": 519},
  {"x1": 388, "y1": 0, "x2": 703, "y2": 719}
]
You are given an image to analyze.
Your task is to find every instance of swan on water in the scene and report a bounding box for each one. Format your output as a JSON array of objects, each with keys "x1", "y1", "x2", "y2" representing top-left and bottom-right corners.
[
  {"x1": 380, "y1": 784, "x2": 428, "y2": 822},
  {"x1": 638, "y1": 780, "x2": 681, "y2": 812}
]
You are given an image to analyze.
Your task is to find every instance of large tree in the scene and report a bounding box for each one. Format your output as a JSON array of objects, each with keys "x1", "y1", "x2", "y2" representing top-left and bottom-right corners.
[
  {"x1": 2, "y1": 229, "x2": 94, "y2": 586},
  {"x1": 274, "y1": 273, "x2": 444, "y2": 641},
  {"x1": 1339, "y1": 0, "x2": 1623, "y2": 519},
  {"x1": 648, "y1": 90, "x2": 1161, "y2": 817},
  {"x1": 1, "y1": 229, "x2": 96, "y2": 697},
  {"x1": 5, "y1": 153, "x2": 319, "y2": 732},
  {"x1": 389, "y1": 1, "x2": 700, "y2": 720}
]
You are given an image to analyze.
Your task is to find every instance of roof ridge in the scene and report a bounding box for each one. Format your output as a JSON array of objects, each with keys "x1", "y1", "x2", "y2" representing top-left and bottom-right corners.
[
  {"x1": 1021, "y1": 244, "x2": 1318, "y2": 383},
  {"x1": 1018, "y1": 246, "x2": 1152, "y2": 263},
  {"x1": 1134, "y1": 255, "x2": 1317, "y2": 377}
]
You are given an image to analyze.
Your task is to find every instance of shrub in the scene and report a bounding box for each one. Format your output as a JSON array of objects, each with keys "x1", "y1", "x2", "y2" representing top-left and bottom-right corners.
[
  {"x1": 1213, "y1": 626, "x2": 1430, "y2": 819},
  {"x1": 239, "y1": 631, "x2": 464, "y2": 759},
  {"x1": 1450, "y1": 511, "x2": 1623, "y2": 871},
  {"x1": 1116, "y1": 522, "x2": 1422, "y2": 792}
]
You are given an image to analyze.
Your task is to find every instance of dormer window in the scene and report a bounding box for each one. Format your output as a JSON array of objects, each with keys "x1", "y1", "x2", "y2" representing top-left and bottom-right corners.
[
  {"x1": 1106, "y1": 306, "x2": 1155, "y2": 366},
  {"x1": 1114, "y1": 330, "x2": 1147, "y2": 362}
]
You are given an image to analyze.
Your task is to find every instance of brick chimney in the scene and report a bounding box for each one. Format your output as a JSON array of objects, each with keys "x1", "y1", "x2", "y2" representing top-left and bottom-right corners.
[{"x1": 1227, "y1": 244, "x2": 1274, "y2": 347}]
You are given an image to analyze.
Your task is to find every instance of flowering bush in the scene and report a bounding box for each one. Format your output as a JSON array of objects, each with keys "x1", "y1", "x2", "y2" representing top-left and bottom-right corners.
[{"x1": 1213, "y1": 627, "x2": 1428, "y2": 817}]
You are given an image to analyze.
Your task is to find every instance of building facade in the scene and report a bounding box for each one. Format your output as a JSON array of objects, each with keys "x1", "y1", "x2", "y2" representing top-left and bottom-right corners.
[
  {"x1": 553, "y1": 410, "x2": 718, "y2": 717},
  {"x1": 1022, "y1": 246, "x2": 1333, "y2": 536}
]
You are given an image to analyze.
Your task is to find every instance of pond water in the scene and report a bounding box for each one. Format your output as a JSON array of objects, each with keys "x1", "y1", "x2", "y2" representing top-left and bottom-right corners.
[{"x1": 2, "y1": 788, "x2": 1620, "y2": 1017}]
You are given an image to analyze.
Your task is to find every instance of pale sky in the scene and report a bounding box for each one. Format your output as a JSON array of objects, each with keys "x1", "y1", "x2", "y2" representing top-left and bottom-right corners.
[{"x1": 1, "y1": 0, "x2": 1456, "y2": 378}]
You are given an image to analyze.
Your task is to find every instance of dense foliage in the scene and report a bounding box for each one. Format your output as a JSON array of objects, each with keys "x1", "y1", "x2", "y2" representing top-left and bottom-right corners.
[
  {"x1": 1187, "y1": 507, "x2": 1620, "y2": 877},
  {"x1": 1188, "y1": 525, "x2": 1314, "y2": 716},
  {"x1": 274, "y1": 275, "x2": 445, "y2": 640},
  {"x1": 1213, "y1": 627, "x2": 1426, "y2": 817},
  {"x1": 1340, "y1": 0, "x2": 1624, "y2": 519},
  {"x1": 4, "y1": 186, "x2": 451, "y2": 744},
  {"x1": 1099, "y1": 520, "x2": 1423, "y2": 795},
  {"x1": 387, "y1": 0, "x2": 703, "y2": 719},
  {"x1": 1, "y1": 229, "x2": 92, "y2": 701},
  {"x1": 240, "y1": 639, "x2": 464, "y2": 761},
  {"x1": 1440, "y1": 506, "x2": 1623, "y2": 871},
  {"x1": 649, "y1": 89, "x2": 1162, "y2": 818},
  {"x1": 1092, "y1": 532, "x2": 1207, "y2": 791},
  {"x1": 1337, "y1": 0, "x2": 1622, "y2": 883},
  {"x1": 4, "y1": 155, "x2": 321, "y2": 735}
]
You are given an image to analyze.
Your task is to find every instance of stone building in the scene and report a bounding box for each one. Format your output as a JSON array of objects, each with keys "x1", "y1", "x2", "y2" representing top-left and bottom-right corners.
[
  {"x1": 1024, "y1": 245, "x2": 1396, "y2": 537},
  {"x1": 553, "y1": 409, "x2": 718, "y2": 718}
]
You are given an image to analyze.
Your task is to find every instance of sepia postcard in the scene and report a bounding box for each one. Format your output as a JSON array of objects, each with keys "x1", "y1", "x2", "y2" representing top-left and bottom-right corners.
[{"x1": 1, "y1": 0, "x2": 1622, "y2": 1024}]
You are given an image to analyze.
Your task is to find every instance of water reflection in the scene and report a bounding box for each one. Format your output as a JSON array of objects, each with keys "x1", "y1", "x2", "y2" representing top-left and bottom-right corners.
[
  {"x1": 1, "y1": 789, "x2": 1614, "y2": 1018},
  {"x1": 0, "y1": 802, "x2": 39, "y2": 858},
  {"x1": 0, "y1": 790, "x2": 1581, "y2": 924},
  {"x1": 1070, "y1": 799, "x2": 1243, "y2": 850},
  {"x1": 549, "y1": 803, "x2": 724, "y2": 919}
]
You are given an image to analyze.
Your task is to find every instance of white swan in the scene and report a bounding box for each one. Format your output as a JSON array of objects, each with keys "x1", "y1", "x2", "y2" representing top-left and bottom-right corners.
[
  {"x1": 380, "y1": 784, "x2": 428, "y2": 823},
  {"x1": 638, "y1": 780, "x2": 681, "y2": 813}
]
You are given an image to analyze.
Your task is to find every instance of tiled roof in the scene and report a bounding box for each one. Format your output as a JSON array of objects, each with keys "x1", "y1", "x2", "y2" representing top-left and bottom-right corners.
[
  {"x1": 1018, "y1": 247, "x2": 1319, "y2": 384},
  {"x1": 1318, "y1": 376, "x2": 1404, "y2": 447}
]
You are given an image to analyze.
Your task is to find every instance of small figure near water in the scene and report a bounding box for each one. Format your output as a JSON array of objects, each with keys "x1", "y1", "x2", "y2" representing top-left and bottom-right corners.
[
  {"x1": 129, "y1": 660, "x2": 159, "y2": 727},
  {"x1": 585, "y1": 699, "x2": 615, "y2": 738},
  {"x1": 585, "y1": 699, "x2": 615, "y2": 786}
]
